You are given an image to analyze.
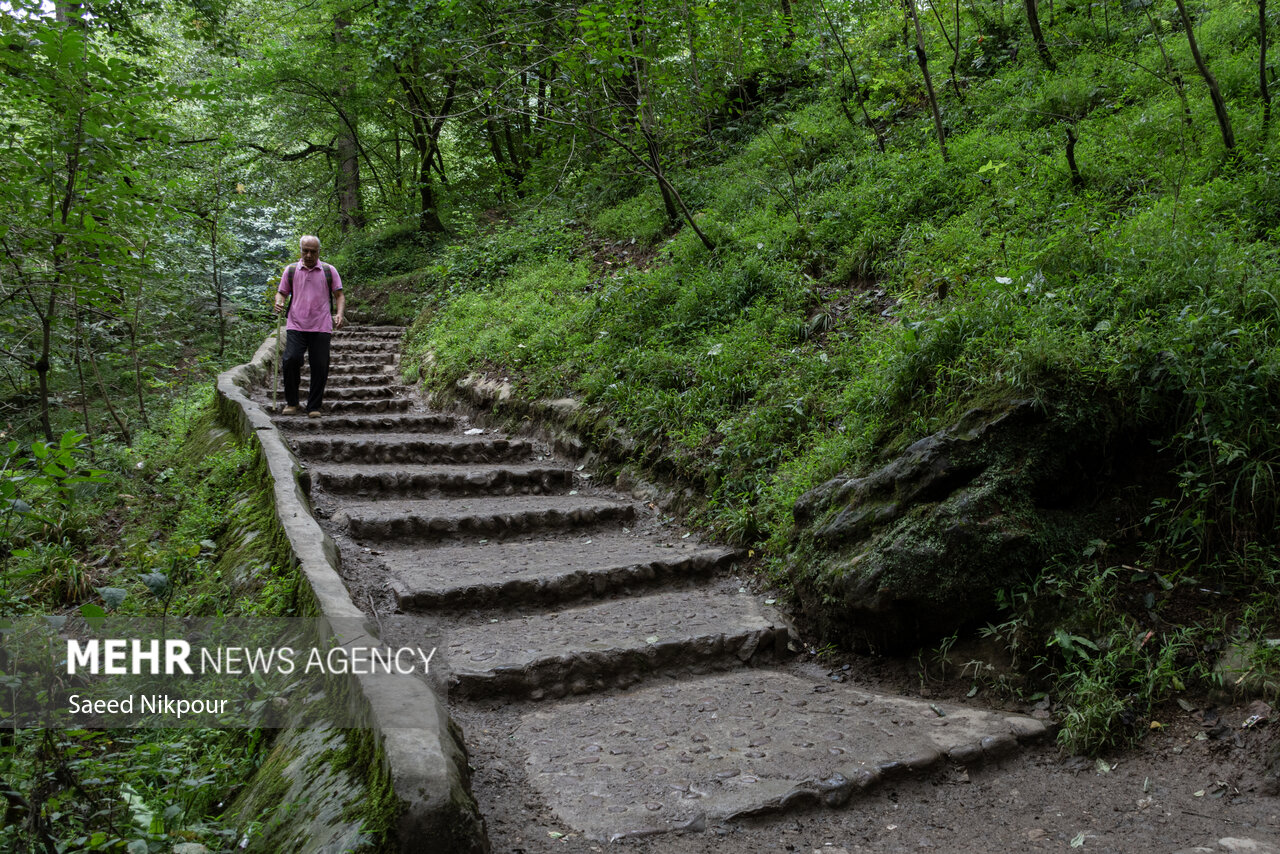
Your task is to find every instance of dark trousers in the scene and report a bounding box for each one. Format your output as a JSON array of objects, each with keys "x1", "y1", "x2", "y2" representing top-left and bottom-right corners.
[{"x1": 282, "y1": 330, "x2": 332, "y2": 412}]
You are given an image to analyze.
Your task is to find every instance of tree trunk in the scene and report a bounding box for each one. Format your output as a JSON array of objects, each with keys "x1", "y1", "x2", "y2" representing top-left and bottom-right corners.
[
  {"x1": 210, "y1": 214, "x2": 225, "y2": 357},
  {"x1": 72, "y1": 297, "x2": 93, "y2": 442},
  {"x1": 1262, "y1": 0, "x2": 1273, "y2": 131},
  {"x1": 819, "y1": 0, "x2": 887, "y2": 152},
  {"x1": 1142, "y1": 1, "x2": 1194, "y2": 127},
  {"x1": 645, "y1": 131, "x2": 680, "y2": 227},
  {"x1": 417, "y1": 149, "x2": 445, "y2": 233},
  {"x1": 334, "y1": 15, "x2": 365, "y2": 232},
  {"x1": 1024, "y1": 0, "x2": 1056, "y2": 69},
  {"x1": 1174, "y1": 0, "x2": 1236, "y2": 152},
  {"x1": 779, "y1": 0, "x2": 796, "y2": 51},
  {"x1": 336, "y1": 129, "x2": 364, "y2": 231},
  {"x1": 36, "y1": 302, "x2": 54, "y2": 443},
  {"x1": 1065, "y1": 125, "x2": 1083, "y2": 190},
  {"x1": 906, "y1": 0, "x2": 950, "y2": 161}
]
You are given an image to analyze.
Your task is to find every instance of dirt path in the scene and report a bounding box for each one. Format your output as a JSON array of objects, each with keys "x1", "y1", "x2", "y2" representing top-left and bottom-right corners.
[{"x1": 260, "y1": 327, "x2": 1280, "y2": 854}]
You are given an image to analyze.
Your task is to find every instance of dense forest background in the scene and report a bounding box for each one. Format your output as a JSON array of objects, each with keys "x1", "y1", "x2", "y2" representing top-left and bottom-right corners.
[{"x1": 5, "y1": 0, "x2": 1280, "y2": 846}]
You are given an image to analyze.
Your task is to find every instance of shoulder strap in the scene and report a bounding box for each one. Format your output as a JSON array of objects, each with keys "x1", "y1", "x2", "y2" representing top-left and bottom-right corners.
[
  {"x1": 323, "y1": 263, "x2": 334, "y2": 315},
  {"x1": 283, "y1": 264, "x2": 295, "y2": 318}
]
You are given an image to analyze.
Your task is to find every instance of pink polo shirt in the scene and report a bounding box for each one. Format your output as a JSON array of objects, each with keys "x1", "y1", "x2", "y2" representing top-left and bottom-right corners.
[{"x1": 278, "y1": 262, "x2": 343, "y2": 332}]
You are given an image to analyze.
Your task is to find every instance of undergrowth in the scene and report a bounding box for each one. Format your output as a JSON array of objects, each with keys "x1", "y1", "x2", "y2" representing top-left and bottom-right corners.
[
  {"x1": 379, "y1": 0, "x2": 1280, "y2": 753},
  {"x1": 0, "y1": 384, "x2": 298, "y2": 849}
]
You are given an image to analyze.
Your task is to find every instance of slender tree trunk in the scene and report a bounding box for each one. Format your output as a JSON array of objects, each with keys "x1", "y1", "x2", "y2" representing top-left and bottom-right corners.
[
  {"x1": 209, "y1": 214, "x2": 225, "y2": 357},
  {"x1": 1065, "y1": 125, "x2": 1083, "y2": 190},
  {"x1": 645, "y1": 131, "x2": 680, "y2": 226},
  {"x1": 1174, "y1": 0, "x2": 1236, "y2": 152},
  {"x1": 927, "y1": 0, "x2": 966, "y2": 101},
  {"x1": 35, "y1": 298, "x2": 54, "y2": 442},
  {"x1": 1025, "y1": 0, "x2": 1056, "y2": 69},
  {"x1": 130, "y1": 288, "x2": 149, "y2": 429},
  {"x1": 72, "y1": 297, "x2": 93, "y2": 442},
  {"x1": 85, "y1": 330, "x2": 129, "y2": 445},
  {"x1": 819, "y1": 0, "x2": 887, "y2": 151},
  {"x1": 37, "y1": 99, "x2": 86, "y2": 442},
  {"x1": 905, "y1": 0, "x2": 950, "y2": 161},
  {"x1": 1142, "y1": 2, "x2": 1194, "y2": 127},
  {"x1": 1262, "y1": 0, "x2": 1273, "y2": 131}
]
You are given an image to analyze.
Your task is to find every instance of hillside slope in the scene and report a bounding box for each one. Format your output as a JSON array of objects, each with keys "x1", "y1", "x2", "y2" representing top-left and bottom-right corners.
[{"x1": 337, "y1": 0, "x2": 1280, "y2": 752}]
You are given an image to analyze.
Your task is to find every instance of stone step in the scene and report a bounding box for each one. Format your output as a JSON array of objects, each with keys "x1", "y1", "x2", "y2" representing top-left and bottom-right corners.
[
  {"x1": 291, "y1": 433, "x2": 538, "y2": 465},
  {"x1": 286, "y1": 398, "x2": 411, "y2": 415},
  {"x1": 514, "y1": 671, "x2": 1047, "y2": 842},
  {"x1": 333, "y1": 494, "x2": 635, "y2": 541},
  {"x1": 342, "y1": 325, "x2": 405, "y2": 335},
  {"x1": 384, "y1": 532, "x2": 740, "y2": 611},
  {"x1": 321, "y1": 372, "x2": 400, "y2": 387},
  {"x1": 339, "y1": 327, "x2": 404, "y2": 339},
  {"x1": 273, "y1": 413, "x2": 457, "y2": 433},
  {"x1": 442, "y1": 587, "x2": 786, "y2": 700},
  {"x1": 312, "y1": 462, "x2": 573, "y2": 498},
  {"x1": 328, "y1": 364, "x2": 395, "y2": 376},
  {"x1": 328, "y1": 354, "x2": 397, "y2": 367},
  {"x1": 329, "y1": 340, "x2": 400, "y2": 354},
  {"x1": 290, "y1": 384, "x2": 412, "y2": 401}
]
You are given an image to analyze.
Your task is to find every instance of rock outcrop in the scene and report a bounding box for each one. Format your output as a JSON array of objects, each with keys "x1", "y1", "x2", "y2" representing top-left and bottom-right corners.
[{"x1": 790, "y1": 398, "x2": 1108, "y2": 650}]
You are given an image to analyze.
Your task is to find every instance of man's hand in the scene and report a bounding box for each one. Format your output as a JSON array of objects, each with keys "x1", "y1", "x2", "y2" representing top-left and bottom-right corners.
[
  {"x1": 333, "y1": 312, "x2": 346, "y2": 329},
  {"x1": 273, "y1": 296, "x2": 285, "y2": 314}
]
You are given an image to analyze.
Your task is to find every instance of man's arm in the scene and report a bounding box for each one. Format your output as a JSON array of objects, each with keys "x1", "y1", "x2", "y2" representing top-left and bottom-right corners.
[
  {"x1": 274, "y1": 266, "x2": 291, "y2": 314},
  {"x1": 333, "y1": 290, "x2": 345, "y2": 329}
]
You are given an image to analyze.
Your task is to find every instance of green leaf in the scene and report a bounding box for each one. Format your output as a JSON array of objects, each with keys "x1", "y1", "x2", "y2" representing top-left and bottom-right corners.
[
  {"x1": 96, "y1": 587, "x2": 127, "y2": 610},
  {"x1": 80, "y1": 603, "x2": 107, "y2": 630},
  {"x1": 139, "y1": 572, "x2": 169, "y2": 597}
]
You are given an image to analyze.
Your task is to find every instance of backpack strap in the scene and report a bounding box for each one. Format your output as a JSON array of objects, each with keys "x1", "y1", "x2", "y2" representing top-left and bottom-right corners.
[{"x1": 284, "y1": 264, "x2": 295, "y2": 318}]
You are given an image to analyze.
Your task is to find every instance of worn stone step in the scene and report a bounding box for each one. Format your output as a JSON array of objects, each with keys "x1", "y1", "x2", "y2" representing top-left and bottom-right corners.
[
  {"x1": 273, "y1": 413, "x2": 457, "y2": 433},
  {"x1": 322, "y1": 398, "x2": 412, "y2": 414},
  {"x1": 329, "y1": 340, "x2": 400, "y2": 354},
  {"x1": 339, "y1": 326, "x2": 405, "y2": 338},
  {"x1": 333, "y1": 494, "x2": 635, "y2": 541},
  {"x1": 514, "y1": 670, "x2": 1047, "y2": 842},
  {"x1": 313, "y1": 462, "x2": 573, "y2": 498},
  {"x1": 442, "y1": 587, "x2": 784, "y2": 700},
  {"x1": 328, "y1": 363, "x2": 395, "y2": 377},
  {"x1": 290, "y1": 384, "x2": 411, "y2": 401},
  {"x1": 328, "y1": 353, "x2": 397, "y2": 367},
  {"x1": 292, "y1": 433, "x2": 538, "y2": 465},
  {"x1": 321, "y1": 372, "x2": 399, "y2": 387},
  {"x1": 384, "y1": 533, "x2": 740, "y2": 610}
]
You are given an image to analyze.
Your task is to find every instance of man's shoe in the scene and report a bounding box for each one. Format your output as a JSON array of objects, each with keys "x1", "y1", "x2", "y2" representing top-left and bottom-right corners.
[
  {"x1": 307, "y1": 410, "x2": 322, "y2": 419},
  {"x1": 281, "y1": 406, "x2": 300, "y2": 416}
]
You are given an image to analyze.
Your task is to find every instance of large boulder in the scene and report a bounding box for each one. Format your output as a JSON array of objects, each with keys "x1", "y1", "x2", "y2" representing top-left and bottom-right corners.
[{"x1": 788, "y1": 398, "x2": 1107, "y2": 651}]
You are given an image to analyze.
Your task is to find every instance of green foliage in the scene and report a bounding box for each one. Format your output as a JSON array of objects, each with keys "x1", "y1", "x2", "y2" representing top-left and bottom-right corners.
[
  {"x1": 383, "y1": 0, "x2": 1280, "y2": 755},
  {"x1": 0, "y1": 391, "x2": 300, "y2": 849}
]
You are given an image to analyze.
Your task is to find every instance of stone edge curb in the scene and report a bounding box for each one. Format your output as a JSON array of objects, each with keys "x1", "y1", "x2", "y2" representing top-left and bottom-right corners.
[{"x1": 216, "y1": 332, "x2": 489, "y2": 854}]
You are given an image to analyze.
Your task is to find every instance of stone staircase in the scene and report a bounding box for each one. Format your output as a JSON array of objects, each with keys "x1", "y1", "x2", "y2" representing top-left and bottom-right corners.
[{"x1": 258, "y1": 325, "x2": 1048, "y2": 847}]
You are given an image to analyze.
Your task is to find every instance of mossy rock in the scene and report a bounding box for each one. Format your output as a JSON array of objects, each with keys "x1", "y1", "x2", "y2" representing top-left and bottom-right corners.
[{"x1": 789, "y1": 398, "x2": 1112, "y2": 651}]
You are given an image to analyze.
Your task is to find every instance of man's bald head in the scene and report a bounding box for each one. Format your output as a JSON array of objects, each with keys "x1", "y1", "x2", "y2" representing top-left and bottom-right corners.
[{"x1": 299, "y1": 235, "x2": 321, "y2": 268}]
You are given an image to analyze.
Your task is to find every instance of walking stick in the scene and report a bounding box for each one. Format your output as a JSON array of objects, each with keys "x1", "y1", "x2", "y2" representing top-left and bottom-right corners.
[{"x1": 273, "y1": 317, "x2": 283, "y2": 413}]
